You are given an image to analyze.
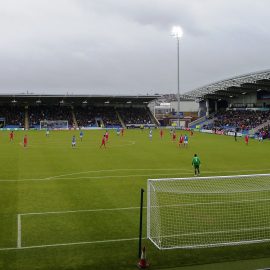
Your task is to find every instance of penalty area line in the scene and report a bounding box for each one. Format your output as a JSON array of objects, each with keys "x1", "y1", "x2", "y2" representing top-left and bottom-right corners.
[
  {"x1": 0, "y1": 237, "x2": 146, "y2": 252},
  {"x1": 20, "y1": 206, "x2": 143, "y2": 216}
]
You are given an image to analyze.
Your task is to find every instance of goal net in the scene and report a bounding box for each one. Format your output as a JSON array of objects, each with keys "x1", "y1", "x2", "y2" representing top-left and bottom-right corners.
[
  {"x1": 40, "y1": 120, "x2": 69, "y2": 130},
  {"x1": 147, "y1": 174, "x2": 270, "y2": 250}
]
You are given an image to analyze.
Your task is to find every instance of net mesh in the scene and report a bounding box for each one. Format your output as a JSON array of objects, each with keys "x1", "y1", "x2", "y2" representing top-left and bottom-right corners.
[{"x1": 147, "y1": 174, "x2": 270, "y2": 249}]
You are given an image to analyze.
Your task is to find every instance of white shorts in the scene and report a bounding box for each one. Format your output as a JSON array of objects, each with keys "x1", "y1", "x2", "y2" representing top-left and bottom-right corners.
[
  {"x1": 184, "y1": 141, "x2": 188, "y2": 144},
  {"x1": 72, "y1": 142, "x2": 76, "y2": 146}
]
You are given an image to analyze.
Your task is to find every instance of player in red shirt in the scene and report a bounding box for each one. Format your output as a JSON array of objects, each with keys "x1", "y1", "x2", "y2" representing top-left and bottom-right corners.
[
  {"x1": 179, "y1": 134, "x2": 184, "y2": 147},
  {"x1": 160, "y1": 129, "x2": 164, "y2": 139},
  {"x1": 100, "y1": 135, "x2": 106, "y2": 149},
  {"x1": 105, "y1": 131, "x2": 109, "y2": 142},
  {"x1": 245, "y1": 134, "x2": 249, "y2": 145},
  {"x1": 23, "y1": 135, "x2": 28, "y2": 147},
  {"x1": 172, "y1": 131, "x2": 176, "y2": 141},
  {"x1": 9, "y1": 131, "x2": 14, "y2": 142}
]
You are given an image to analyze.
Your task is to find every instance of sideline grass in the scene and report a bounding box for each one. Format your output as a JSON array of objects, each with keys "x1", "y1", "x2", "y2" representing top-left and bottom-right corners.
[{"x1": 0, "y1": 129, "x2": 270, "y2": 270}]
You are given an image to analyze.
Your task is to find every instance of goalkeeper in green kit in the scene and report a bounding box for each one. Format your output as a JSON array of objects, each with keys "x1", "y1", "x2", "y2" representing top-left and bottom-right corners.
[{"x1": 192, "y1": 154, "x2": 201, "y2": 176}]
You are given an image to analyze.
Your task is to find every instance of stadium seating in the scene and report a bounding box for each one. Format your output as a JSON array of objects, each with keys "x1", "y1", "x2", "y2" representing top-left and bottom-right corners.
[
  {"x1": 118, "y1": 107, "x2": 153, "y2": 126},
  {"x1": 75, "y1": 106, "x2": 121, "y2": 128},
  {"x1": 0, "y1": 106, "x2": 25, "y2": 128},
  {"x1": 0, "y1": 105, "x2": 154, "y2": 129},
  {"x1": 203, "y1": 110, "x2": 270, "y2": 132},
  {"x1": 28, "y1": 106, "x2": 73, "y2": 128}
]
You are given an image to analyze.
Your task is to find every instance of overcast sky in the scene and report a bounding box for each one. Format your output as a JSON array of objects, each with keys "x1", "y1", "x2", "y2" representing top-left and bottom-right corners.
[{"x1": 0, "y1": 0, "x2": 269, "y2": 95}]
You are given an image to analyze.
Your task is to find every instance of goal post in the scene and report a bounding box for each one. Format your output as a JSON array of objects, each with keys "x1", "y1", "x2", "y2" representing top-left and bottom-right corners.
[
  {"x1": 40, "y1": 120, "x2": 69, "y2": 130},
  {"x1": 147, "y1": 174, "x2": 270, "y2": 250}
]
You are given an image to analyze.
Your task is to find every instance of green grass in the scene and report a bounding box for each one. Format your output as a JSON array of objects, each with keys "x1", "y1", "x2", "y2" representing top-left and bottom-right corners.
[{"x1": 0, "y1": 129, "x2": 270, "y2": 270}]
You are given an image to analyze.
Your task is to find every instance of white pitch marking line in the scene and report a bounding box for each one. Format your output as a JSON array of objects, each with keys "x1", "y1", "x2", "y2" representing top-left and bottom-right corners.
[
  {"x1": 49, "y1": 172, "x2": 193, "y2": 181},
  {"x1": 46, "y1": 168, "x2": 190, "y2": 180},
  {"x1": 20, "y1": 206, "x2": 143, "y2": 216},
  {"x1": 0, "y1": 237, "x2": 146, "y2": 251},
  {"x1": 17, "y1": 214, "x2": 21, "y2": 248},
  {"x1": 0, "y1": 168, "x2": 270, "y2": 182},
  {"x1": 0, "y1": 168, "x2": 191, "y2": 182}
]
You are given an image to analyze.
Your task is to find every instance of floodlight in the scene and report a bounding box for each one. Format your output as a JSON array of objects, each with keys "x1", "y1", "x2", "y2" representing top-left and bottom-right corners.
[{"x1": 171, "y1": 26, "x2": 183, "y2": 38}]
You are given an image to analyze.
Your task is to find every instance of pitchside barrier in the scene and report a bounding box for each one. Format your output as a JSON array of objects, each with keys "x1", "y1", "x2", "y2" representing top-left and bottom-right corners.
[{"x1": 147, "y1": 174, "x2": 270, "y2": 250}]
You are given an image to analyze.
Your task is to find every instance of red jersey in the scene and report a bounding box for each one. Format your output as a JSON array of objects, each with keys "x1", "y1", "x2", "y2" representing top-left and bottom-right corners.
[
  {"x1": 102, "y1": 137, "x2": 106, "y2": 144},
  {"x1": 160, "y1": 130, "x2": 163, "y2": 137},
  {"x1": 24, "y1": 137, "x2": 28, "y2": 145},
  {"x1": 245, "y1": 135, "x2": 249, "y2": 142},
  {"x1": 10, "y1": 132, "x2": 14, "y2": 139},
  {"x1": 172, "y1": 133, "x2": 176, "y2": 140},
  {"x1": 179, "y1": 136, "x2": 184, "y2": 143}
]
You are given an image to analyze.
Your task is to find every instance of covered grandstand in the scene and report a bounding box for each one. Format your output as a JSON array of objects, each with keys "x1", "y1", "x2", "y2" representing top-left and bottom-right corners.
[
  {"x1": 0, "y1": 94, "x2": 160, "y2": 129},
  {"x1": 187, "y1": 69, "x2": 270, "y2": 139}
]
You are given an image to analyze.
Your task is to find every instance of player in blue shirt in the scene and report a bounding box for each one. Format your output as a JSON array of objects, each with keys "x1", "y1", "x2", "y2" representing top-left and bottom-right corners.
[
  {"x1": 116, "y1": 127, "x2": 120, "y2": 136},
  {"x1": 79, "y1": 131, "x2": 84, "y2": 142},
  {"x1": 184, "y1": 134, "x2": 188, "y2": 148}
]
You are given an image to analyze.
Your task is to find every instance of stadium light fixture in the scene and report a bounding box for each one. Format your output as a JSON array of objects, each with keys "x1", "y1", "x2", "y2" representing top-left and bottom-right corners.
[
  {"x1": 82, "y1": 100, "x2": 88, "y2": 104},
  {"x1": 36, "y1": 99, "x2": 42, "y2": 104},
  {"x1": 11, "y1": 99, "x2": 17, "y2": 104},
  {"x1": 171, "y1": 25, "x2": 183, "y2": 127},
  {"x1": 60, "y1": 99, "x2": 64, "y2": 104},
  {"x1": 104, "y1": 101, "x2": 110, "y2": 104},
  {"x1": 126, "y1": 101, "x2": 132, "y2": 104},
  {"x1": 257, "y1": 88, "x2": 262, "y2": 92},
  {"x1": 171, "y1": 26, "x2": 183, "y2": 38},
  {"x1": 229, "y1": 95, "x2": 233, "y2": 98},
  {"x1": 242, "y1": 92, "x2": 247, "y2": 95},
  {"x1": 218, "y1": 99, "x2": 222, "y2": 101}
]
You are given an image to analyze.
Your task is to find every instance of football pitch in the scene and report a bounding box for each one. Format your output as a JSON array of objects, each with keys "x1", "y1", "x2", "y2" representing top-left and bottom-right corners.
[{"x1": 1, "y1": 129, "x2": 270, "y2": 270}]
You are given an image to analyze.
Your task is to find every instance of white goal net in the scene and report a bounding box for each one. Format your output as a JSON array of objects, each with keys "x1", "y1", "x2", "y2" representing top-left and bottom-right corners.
[
  {"x1": 147, "y1": 174, "x2": 270, "y2": 250},
  {"x1": 40, "y1": 120, "x2": 69, "y2": 130}
]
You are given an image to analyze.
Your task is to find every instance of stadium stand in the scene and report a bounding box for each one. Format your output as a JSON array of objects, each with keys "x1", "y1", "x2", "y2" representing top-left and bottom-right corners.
[
  {"x1": 0, "y1": 95, "x2": 158, "y2": 129},
  {"x1": 202, "y1": 110, "x2": 270, "y2": 132},
  {"x1": 118, "y1": 107, "x2": 153, "y2": 126},
  {"x1": 75, "y1": 106, "x2": 121, "y2": 128},
  {"x1": 0, "y1": 106, "x2": 25, "y2": 128},
  {"x1": 28, "y1": 105, "x2": 74, "y2": 128}
]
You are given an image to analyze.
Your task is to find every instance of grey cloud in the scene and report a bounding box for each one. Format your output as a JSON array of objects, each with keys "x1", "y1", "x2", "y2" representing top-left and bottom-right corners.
[{"x1": 0, "y1": 0, "x2": 269, "y2": 95}]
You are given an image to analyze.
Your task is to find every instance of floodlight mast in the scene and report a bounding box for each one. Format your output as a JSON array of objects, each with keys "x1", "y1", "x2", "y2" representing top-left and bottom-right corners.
[{"x1": 171, "y1": 26, "x2": 183, "y2": 127}]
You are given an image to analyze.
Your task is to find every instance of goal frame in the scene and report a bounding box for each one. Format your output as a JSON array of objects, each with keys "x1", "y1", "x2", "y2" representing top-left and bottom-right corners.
[
  {"x1": 147, "y1": 173, "x2": 270, "y2": 250},
  {"x1": 39, "y1": 120, "x2": 69, "y2": 130}
]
